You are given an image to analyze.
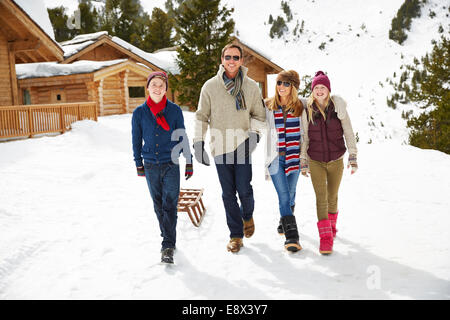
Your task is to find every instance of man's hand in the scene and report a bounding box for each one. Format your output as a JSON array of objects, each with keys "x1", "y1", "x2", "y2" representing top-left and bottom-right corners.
[{"x1": 193, "y1": 141, "x2": 210, "y2": 166}]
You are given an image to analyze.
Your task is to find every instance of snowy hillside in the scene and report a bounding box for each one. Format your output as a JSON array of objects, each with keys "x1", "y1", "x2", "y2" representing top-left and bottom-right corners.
[
  {"x1": 223, "y1": 0, "x2": 449, "y2": 145},
  {"x1": 0, "y1": 112, "x2": 449, "y2": 299}
]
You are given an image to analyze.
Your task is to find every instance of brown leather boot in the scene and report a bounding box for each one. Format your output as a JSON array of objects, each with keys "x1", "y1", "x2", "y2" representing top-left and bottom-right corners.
[
  {"x1": 226, "y1": 238, "x2": 243, "y2": 253},
  {"x1": 243, "y1": 217, "x2": 255, "y2": 238}
]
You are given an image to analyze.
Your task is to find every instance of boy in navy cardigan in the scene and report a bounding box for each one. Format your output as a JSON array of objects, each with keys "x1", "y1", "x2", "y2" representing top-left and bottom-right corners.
[{"x1": 132, "y1": 71, "x2": 193, "y2": 264}]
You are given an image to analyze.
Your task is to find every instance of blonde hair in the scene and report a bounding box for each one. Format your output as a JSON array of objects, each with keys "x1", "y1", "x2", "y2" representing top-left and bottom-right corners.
[
  {"x1": 267, "y1": 83, "x2": 303, "y2": 117},
  {"x1": 306, "y1": 93, "x2": 334, "y2": 123}
]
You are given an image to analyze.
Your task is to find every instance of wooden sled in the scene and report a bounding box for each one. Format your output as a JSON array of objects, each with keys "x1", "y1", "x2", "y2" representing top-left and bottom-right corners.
[{"x1": 177, "y1": 188, "x2": 206, "y2": 227}]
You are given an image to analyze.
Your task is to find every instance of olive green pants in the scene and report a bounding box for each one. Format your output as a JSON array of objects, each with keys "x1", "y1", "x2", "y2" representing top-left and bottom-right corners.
[{"x1": 309, "y1": 158, "x2": 344, "y2": 221}]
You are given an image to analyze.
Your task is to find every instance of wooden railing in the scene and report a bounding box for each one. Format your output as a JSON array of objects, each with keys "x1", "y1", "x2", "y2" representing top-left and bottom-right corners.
[{"x1": 0, "y1": 102, "x2": 97, "y2": 139}]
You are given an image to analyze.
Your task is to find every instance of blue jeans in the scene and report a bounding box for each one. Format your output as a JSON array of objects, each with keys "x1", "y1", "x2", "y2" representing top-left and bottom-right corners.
[
  {"x1": 269, "y1": 156, "x2": 300, "y2": 217},
  {"x1": 144, "y1": 162, "x2": 180, "y2": 250},
  {"x1": 214, "y1": 153, "x2": 254, "y2": 239}
]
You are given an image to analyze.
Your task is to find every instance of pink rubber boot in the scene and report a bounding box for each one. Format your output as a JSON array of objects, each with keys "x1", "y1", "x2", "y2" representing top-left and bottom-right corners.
[
  {"x1": 328, "y1": 211, "x2": 339, "y2": 238},
  {"x1": 317, "y1": 219, "x2": 333, "y2": 255}
]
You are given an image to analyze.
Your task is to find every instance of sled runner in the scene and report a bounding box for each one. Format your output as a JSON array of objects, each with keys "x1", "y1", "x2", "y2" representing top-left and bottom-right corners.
[{"x1": 177, "y1": 188, "x2": 206, "y2": 227}]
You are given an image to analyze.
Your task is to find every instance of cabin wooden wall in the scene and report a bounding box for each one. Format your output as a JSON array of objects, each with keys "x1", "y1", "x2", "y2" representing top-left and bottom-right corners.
[
  {"x1": 101, "y1": 74, "x2": 123, "y2": 115},
  {"x1": 0, "y1": 32, "x2": 14, "y2": 106},
  {"x1": 245, "y1": 58, "x2": 268, "y2": 98},
  {"x1": 27, "y1": 83, "x2": 89, "y2": 105},
  {"x1": 75, "y1": 44, "x2": 125, "y2": 62}
]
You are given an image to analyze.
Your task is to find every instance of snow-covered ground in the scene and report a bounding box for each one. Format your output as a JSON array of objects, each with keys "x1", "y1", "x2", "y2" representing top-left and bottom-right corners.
[{"x1": 0, "y1": 112, "x2": 449, "y2": 299}]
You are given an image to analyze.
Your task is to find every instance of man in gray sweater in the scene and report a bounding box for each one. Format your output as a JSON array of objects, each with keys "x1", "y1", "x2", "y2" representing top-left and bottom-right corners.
[{"x1": 193, "y1": 43, "x2": 266, "y2": 253}]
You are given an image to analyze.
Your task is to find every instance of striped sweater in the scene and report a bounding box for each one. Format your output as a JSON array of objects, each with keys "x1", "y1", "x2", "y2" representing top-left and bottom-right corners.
[{"x1": 274, "y1": 107, "x2": 301, "y2": 175}]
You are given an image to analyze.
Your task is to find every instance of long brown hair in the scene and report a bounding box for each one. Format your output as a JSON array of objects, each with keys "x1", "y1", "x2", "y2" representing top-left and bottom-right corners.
[{"x1": 267, "y1": 71, "x2": 303, "y2": 117}]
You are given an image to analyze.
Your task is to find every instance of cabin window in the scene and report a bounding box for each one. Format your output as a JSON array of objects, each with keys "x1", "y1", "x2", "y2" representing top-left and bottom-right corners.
[
  {"x1": 128, "y1": 86, "x2": 146, "y2": 98},
  {"x1": 23, "y1": 89, "x2": 31, "y2": 105},
  {"x1": 51, "y1": 89, "x2": 66, "y2": 103}
]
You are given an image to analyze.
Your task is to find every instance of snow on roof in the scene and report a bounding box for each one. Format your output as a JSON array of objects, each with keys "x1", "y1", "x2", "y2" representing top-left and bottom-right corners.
[
  {"x1": 60, "y1": 31, "x2": 108, "y2": 46},
  {"x1": 16, "y1": 59, "x2": 127, "y2": 79},
  {"x1": 150, "y1": 50, "x2": 180, "y2": 75},
  {"x1": 236, "y1": 36, "x2": 274, "y2": 62},
  {"x1": 60, "y1": 31, "x2": 109, "y2": 59},
  {"x1": 59, "y1": 31, "x2": 172, "y2": 72},
  {"x1": 110, "y1": 36, "x2": 172, "y2": 72},
  {"x1": 61, "y1": 40, "x2": 96, "y2": 59},
  {"x1": 14, "y1": 0, "x2": 56, "y2": 41}
]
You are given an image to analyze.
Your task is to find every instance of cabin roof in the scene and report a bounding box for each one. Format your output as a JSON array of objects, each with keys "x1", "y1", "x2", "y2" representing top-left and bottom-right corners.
[
  {"x1": 0, "y1": 0, "x2": 63, "y2": 62},
  {"x1": 16, "y1": 59, "x2": 151, "y2": 82},
  {"x1": 60, "y1": 32, "x2": 171, "y2": 72}
]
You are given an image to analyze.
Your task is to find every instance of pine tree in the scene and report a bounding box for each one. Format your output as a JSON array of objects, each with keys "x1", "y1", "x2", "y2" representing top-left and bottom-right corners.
[
  {"x1": 47, "y1": 6, "x2": 74, "y2": 42},
  {"x1": 269, "y1": 16, "x2": 288, "y2": 39},
  {"x1": 102, "y1": 0, "x2": 146, "y2": 46},
  {"x1": 406, "y1": 36, "x2": 450, "y2": 153},
  {"x1": 142, "y1": 7, "x2": 175, "y2": 52},
  {"x1": 115, "y1": 0, "x2": 143, "y2": 44},
  {"x1": 78, "y1": 0, "x2": 100, "y2": 35},
  {"x1": 281, "y1": 1, "x2": 293, "y2": 22},
  {"x1": 164, "y1": 0, "x2": 192, "y2": 42},
  {"x1": 171, "y1": 0, "x2": 234, "y2": 109},
  {"x1": 389, "y1": 0, "x2": 425, "y2": 45}
]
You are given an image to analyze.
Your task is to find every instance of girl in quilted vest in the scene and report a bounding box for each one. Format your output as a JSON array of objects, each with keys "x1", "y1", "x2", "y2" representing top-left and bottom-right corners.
[
  {"x1": 264, "y1": 70, "x2": 303, "y2": 252},
  {"x1": 300, "y1": 71, "x2": 358, "y2": 255}
]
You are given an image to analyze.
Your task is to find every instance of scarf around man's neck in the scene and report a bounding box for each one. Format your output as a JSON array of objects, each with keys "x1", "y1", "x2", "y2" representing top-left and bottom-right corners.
[
  {"x1": 146, "y1": 95, "x2": 169, "y2": 131},
  {"x1": 223, "y1": 68, "x2": 247, "y2": 111}
]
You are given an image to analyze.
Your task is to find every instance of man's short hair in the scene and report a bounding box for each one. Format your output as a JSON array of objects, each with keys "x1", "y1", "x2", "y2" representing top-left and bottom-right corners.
[{"x1": 221, "y1": 43, "x2": 244, "y2": 59}]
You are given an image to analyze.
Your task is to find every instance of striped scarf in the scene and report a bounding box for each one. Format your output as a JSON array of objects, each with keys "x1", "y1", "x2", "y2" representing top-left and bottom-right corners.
[
  {"x1": 274, "y1": 107, "x2": 301, "y2": 175},
  {"x1": 223, "y1": 69, "x2": 246, "y2": 111}
]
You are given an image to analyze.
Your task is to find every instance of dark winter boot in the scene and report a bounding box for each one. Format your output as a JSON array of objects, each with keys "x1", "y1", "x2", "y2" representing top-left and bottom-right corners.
[
  {"x1": 161, "y1": 248, "x2": 175, "y2": 264},
  {"x1": 280, "y1": 215, "x2": 302, "y2": 252},
  {"x1": 277, "y1": 205, "x2": 295, "y2": 235}
]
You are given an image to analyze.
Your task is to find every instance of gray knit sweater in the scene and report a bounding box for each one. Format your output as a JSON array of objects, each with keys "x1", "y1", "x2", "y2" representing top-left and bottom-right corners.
[{"x1": 194, "y1": 65, "x2": 266, "y2": 157}]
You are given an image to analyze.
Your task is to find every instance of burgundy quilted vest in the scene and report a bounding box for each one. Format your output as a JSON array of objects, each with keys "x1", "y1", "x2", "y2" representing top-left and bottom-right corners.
[{"x1": 307, "y1": 101, "x2": 346, "y2": 162}]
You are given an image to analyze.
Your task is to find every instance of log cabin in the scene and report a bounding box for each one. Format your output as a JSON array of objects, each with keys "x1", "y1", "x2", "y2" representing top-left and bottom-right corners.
[
  {"x1": 0, "y1": 0, "x2": 63, "y2": 106},
  {"x1": 16, "y1": 31, "x2": 176, "y2": 116},
  {"x1": 17, "y1": 59, "x2": 153, "y2": 116}
]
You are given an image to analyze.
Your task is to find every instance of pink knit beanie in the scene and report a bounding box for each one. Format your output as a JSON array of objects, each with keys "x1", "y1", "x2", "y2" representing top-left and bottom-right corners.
[
  {"x1": 311, "y1": 71, "x2": 331, "y2": 92},
  {"x1": 147, "y1": 71, "x2": 168, "y2": 90}
]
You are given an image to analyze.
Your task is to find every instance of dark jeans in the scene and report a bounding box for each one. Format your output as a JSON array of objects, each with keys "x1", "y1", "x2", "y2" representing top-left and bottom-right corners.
[
  {"x1": 214, "y1": 152, "x2": 254, "y2": 239},
  {"x1": 144, "y1": 162, "x2": 180, "y2": 250}
]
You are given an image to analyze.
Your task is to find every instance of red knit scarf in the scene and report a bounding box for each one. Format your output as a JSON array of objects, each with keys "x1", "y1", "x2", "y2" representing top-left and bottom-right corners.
[{"x1": 147, "y1": 95, "x2": 169, "y2": 131}]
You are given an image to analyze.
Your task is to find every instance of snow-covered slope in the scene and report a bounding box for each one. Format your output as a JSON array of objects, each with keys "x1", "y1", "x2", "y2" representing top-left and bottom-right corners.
[
  {"x1": 0, "y1": 112, "x2": 449, "y2": 299},
  {"x1": 224, "y1": 0, "x2": 448, "y2": 145}
]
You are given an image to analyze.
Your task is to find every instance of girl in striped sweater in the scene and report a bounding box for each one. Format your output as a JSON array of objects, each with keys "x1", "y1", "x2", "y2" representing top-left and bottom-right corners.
[{"x1": 264, "y1": 70, "x2": 303, "y2": 252}]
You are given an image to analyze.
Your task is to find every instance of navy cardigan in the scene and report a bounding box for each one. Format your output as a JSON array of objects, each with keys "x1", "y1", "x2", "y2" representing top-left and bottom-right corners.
[{"x1": 132, "y1": 98, "x2": 192, "y2": 167}]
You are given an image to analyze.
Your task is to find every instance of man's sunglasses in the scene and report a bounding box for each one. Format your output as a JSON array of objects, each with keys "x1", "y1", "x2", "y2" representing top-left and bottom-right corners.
[
  {"x1": 277, "y1": 81, "x2": 291, "y2": 87},
  {"x1": 224, "y1": 55, "x2": 241, "y2": 61}
]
